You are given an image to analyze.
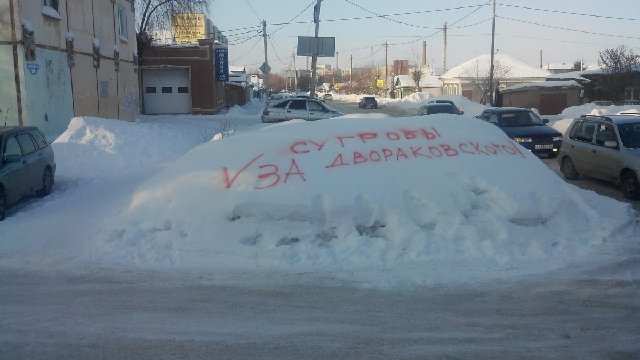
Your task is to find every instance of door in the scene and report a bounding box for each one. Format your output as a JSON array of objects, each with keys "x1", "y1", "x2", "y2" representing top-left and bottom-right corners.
[
  {"x1": 589, "y1": 122, "x2": 621, "y2": 181},
  {"x1": 286, "y1": 100, "x2": 309, "y2": 120},
  {"x1": 1, "y1": 136, "x2": 30, "y2": 203},
  {"x1": 16, "y1": 133, "x2": 41, "y2": 193},
  {"x1": 307, "y1": 100, "x2": 329, "y2": 121},
  {"x1": 566, "y1": 120, "x2": 597, "y2": 175},
  {"x1": 143, "y1": 68, "x2": 191, "y2": 114}
]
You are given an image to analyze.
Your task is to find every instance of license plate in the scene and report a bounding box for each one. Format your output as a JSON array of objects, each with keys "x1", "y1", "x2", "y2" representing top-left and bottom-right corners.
[{"x1": 534, "y1": 144, "x2": 554, "y2": 149}]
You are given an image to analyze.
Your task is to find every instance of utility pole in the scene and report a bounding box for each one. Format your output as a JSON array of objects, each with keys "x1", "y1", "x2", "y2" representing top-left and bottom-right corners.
[
  {"x1": 442, "y1": 22, "x2": 448, "y2": 72},
  {"x1": 488, "y1": 0, "x2": 496, "y2": 106},
  {"x1": 384, "y1": 41, "x2": 388, "y2": 97},
  {"x1": 539, "y1": 50, "x2": 543, "y2": 68},
  {"x1": 261, "y1": 20, "x2": 270, "y2": 98},
  {"x1": 293, "y1": 52, "x2": 298, "y2": 93},
  {"x1": 350, "y1": 54, "x2": 353, "y2": 94},
  {"x1": 310, "y1": 0, "x2": 322, "y2": 97}
]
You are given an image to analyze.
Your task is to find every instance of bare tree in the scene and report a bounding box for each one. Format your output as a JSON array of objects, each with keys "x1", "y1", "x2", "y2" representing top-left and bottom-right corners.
[
  {"x1": 135, "y1": 0, "x2": 210, "y2": 45},
  {"x1": 596, "y1": 45, "x2": 640, "y2": 101},
  {"x1": 410, "y1": 68, "x2": 423, "y2": 92},
  {"x1": 598, "y1": 45, "x2": 639, "y2": 73},
  {"x1": 465, "y1": 58, "x2": 511, "y2": 105}
]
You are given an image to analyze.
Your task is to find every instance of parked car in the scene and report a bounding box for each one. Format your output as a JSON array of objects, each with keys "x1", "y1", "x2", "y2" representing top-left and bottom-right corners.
[
  {"x1": 322, "y1": 93, "x2": 333, "y2": 101},
  {"x1": 358, "y1": 96, "x2": 378, "y2": 109},
  {"x1": 558, "y1": 114, "x2": 640, "y2": 199},
  {"x1": 261, "y1": 98, "x2": 343, "y2": 123},
  {"x1": 476, "y1": 107, "x2": 563, "y2": 158},
  {"x1": 0, "y1": 126, "x2": 56, "y2": 220},
  {"x1": 417, "y1": 103, "x2": 462, "y2": 116},
  {"x1": 427, "y1": 100, "x2": 464, "y2": 114}
]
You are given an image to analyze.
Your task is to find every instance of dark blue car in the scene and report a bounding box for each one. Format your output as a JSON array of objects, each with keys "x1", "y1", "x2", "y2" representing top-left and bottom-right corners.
[{"x1": 477, "y1": 107, "x2": 563, "y2": 158}]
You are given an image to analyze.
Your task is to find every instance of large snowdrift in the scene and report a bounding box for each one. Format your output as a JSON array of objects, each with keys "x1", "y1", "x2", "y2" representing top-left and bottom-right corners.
[{"x1": 89, "y1": 114, "x2": 634, "y2": 283}]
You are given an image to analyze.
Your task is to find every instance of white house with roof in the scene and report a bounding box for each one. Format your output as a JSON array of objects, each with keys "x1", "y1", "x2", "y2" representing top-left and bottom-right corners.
[
  {"x1": 392, "y1": 72, "x2": 442, "y2": 99},
  {"x1": 440, "y1": 54, "x2": 550, "y2": 103}
]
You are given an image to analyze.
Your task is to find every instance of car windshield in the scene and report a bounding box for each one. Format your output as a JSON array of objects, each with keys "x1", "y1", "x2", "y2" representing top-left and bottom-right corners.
[
  {"x1": 427, "y1": 104, "x2": 456, "y2": 114},
  {"x1": 498, "y1": 111, "x2": 544, "y2": 127},
  {"x1": 617, "y1": 122, "x2": 640, "y2": 148}
]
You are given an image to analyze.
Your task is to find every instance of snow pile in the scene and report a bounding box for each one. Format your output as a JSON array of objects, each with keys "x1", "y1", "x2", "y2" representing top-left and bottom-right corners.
[
  {"x1": 380, "y1": 93, "x2": 487, "y2": 117},
  {"x1": 53, "y1": 117, "x2": 227, "y2": 179},
  {"x1": 92, "y1": 115, "x2": 634, "y2": 283},
  {"x1": 549, "y1": 103, "x2": 640, "y2": 134}
]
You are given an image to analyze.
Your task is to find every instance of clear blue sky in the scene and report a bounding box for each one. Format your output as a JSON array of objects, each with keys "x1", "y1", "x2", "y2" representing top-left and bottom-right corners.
[{"x1": 209, "y1": 0, "x2": 640, "y2": 74}]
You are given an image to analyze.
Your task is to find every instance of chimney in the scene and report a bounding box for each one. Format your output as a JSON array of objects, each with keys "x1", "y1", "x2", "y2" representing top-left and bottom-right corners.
[{"x1": 421, "y1": 41, "x2": 427, "y2": 67}]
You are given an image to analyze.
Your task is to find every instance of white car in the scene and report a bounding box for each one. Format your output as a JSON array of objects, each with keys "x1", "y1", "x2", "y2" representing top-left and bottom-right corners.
[{"x1": 261, "y1": 98, "x2": 343, "y2": 123}]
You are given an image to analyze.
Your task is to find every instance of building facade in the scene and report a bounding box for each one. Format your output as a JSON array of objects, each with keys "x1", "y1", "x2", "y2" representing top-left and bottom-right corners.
[{"x1": 0, "y1": 0, "x2": 139, "y2": 137}]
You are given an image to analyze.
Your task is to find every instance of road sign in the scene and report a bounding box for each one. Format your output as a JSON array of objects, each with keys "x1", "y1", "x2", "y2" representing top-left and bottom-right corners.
[
  {"x1": 376, "y1": 79, "x2": 384, "y2": 88},
  {"x1": 259, "y1": 62, "x2": 271, "y2": 74}
]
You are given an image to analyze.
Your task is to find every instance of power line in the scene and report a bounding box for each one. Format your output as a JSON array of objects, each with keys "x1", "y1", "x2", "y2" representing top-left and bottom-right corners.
[
  {"x1": 242, "y1": 0, "x2": 262, "y2": 22},
  {"x1": 499, "y1": 15, "x2": 640, "y2": 40},
  {"x1": 268, "y1": 35, "x2": 289, "y2": 66},
  {"x1": 230, "y1": 36, "x2": 263, "y2": 62},
  {"x1": 268, "y1": 0, "x2": 316, "y2": 36},
  {"x1": 497, "y1": 3, "x2": 640, "y2": 22},
  {"x1": 343, "y1": 0, "x2": 433, "y2": 29}
]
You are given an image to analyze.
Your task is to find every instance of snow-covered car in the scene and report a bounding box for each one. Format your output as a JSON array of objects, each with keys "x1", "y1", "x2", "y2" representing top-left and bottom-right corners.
[
  {"x1": 0, "y1": 126, "x2": 56, "y2": 220},
  {"x1": 476, "y1": 107, "x2": 563, "y2": 158},
  {"x1": 427, "y1": 100, "x2": 464, "y2": 114},
  {"x1": 261, "y1": 98, "x2": 343, "y2": 123},
  {"x1": 417, "y1": 103, "x2": 463, "y2": 116},
  {"x1": 558, "y1": 114, "x2": 640, "y2": 199}
]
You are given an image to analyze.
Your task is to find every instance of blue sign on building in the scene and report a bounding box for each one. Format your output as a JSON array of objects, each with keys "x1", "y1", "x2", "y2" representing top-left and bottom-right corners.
[{"x1": 215, "y1": 48, "x2": 229, "y2": 81}]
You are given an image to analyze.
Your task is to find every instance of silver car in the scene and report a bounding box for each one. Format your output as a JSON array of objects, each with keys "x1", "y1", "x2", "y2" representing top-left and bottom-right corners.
[
  {"x1": 0, "y1": 126, "x2": 56, "y2": 220},
  {"x1": 261, "y1": 98, "x2": 343, "y2": 123},
  {"x1": 558, "y1": 114, "x2": 640, "y2": 199}
]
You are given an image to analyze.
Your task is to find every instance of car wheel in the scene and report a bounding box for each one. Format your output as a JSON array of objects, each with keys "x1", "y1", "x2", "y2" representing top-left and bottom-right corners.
[
  {"x1": 0, "y1": 188, "x2": 6, "y2": 221},
  {"x1": 38, "y1": 167, "x2": 53, "y2": 197},
  {"x1": 620, "y1": 171, "x2": 640, "y2": 200},
  {"x1": 560, "y1": 157, "x2": 579, "y2": 180}
]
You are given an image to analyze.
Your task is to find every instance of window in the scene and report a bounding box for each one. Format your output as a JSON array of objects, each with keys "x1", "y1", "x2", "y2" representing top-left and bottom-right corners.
[
  {"x1": 29, "y1": 130, "x2": 49, "y2": 149},
  {"x1": 595, "y1": 123, "x2": 616, "y2": 146},
  {"x1": 162, "y1": 87, "x2": 172, "y2": 94},
  {"x1": 570, "y1": 121, "x2": 596, "y2": 143},
  {"x1": 307, "y1": 101, "x2": 325, "y2": 112},
  {"x1": 3, "y1": 137, "x2": 22, "y2": 157},
  {"x1": 177, "y1": 87, "x2": 189, "y2": 94},
  {"x1": 17, "y1": 134, "x2": 37, "y2": 155},
  {"x1": 288, "y1": 100, "x2": 306, "y2": 110},
  {"x1": 272, "y1": 101, "x2": 289, "y2": 109},
  {"x1": 145, "y1": 87, "x2": 157, "y2": 93},
  {"x1": 43, "y1": 0, "x2": 59, "y2": 11},
  {"x1": 117, "y1": 5, "x2": 128, "y2": 41}
]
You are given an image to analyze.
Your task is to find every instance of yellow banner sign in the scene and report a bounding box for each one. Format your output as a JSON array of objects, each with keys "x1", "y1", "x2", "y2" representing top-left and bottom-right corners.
[
  {"x1": 376, "y1": 79, "x2": 384, "y2": 88},
  {"x1": 173, "y1": 13, "x2": 206, "y2": 44}
]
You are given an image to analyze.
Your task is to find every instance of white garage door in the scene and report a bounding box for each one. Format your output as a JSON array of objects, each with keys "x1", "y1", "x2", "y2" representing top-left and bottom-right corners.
[{"x1": 143, "y1": 68, "x2": 191, "y2": 114}]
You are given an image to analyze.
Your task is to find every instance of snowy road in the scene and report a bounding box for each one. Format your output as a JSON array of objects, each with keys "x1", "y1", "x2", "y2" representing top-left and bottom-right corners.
[{"x1": 2, "y1": 265, "x2": 640, "y2": 359}]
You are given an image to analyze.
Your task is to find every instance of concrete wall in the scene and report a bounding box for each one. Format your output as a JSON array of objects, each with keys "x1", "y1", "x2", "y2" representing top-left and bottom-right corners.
[
  {"x1": 501, "y1": 87, "x2": 582, "y2": 115},
  {"x1": 21, "y1": 47, "x2": 74, "y2": 135},
  {"x1": 0, "y1": 46, "x2": 20, "y2": 126},
  {"x1": 0, "y1": 0, "x2": 139, "y2": 138}
]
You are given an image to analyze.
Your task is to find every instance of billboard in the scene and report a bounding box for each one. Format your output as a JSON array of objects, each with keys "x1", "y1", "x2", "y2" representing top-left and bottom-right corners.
[
  {"x1": 215, "y1": 47, "x2": 229, "y2": 81},
  {"x1": 297, "y1": 36, "x2": 335, "y2": 57},
  {"x1": 172, "y1": 13, "x2": 206, "y2": 44}
]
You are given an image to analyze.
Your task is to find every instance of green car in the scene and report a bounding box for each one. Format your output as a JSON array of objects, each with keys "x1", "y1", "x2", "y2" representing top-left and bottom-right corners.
[{"x1": 0, "y1": 126, "x2": 56, "y2": 220}]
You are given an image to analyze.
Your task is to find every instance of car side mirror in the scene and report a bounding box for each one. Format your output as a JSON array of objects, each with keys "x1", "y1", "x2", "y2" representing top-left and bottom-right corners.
[
  {"x1": 603, "y1": 140, "x2": 618, "y2": 149},
  {"x1": 542, "y1": 118, "x2": 549, "y2": 124},
  {"x1": 3, "y1": 154, "x2": 21, "y2": 164}
]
